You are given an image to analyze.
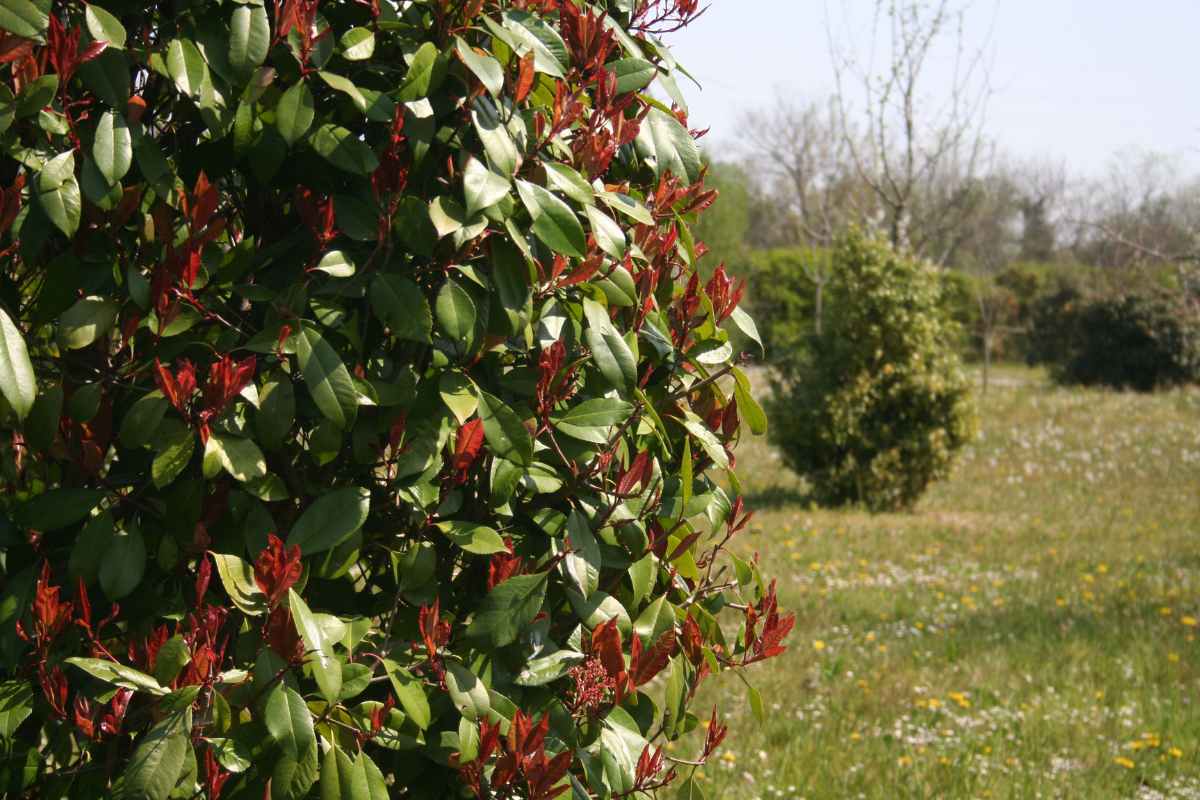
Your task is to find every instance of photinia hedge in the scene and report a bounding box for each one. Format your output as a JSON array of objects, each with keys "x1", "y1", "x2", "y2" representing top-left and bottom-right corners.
[{"x1": 0, "y1": 0, "x2": 791, "y2": 798}]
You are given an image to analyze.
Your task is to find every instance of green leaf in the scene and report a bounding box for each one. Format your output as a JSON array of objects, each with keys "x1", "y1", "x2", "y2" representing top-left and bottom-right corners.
[
  {"x1": 288, "y1": 588, "x2": 342, "y2": 705},
  {"x1": 543, "y1": 162, "x2": 594, "y2": 206},
  {"x1": 583, "y1": 299, "x2": 637, "y2": 390},
  {"x1": 265, "y1": 683, "x2": 317, "y2": 760},
  {"x1": 370, "y1": 274, "x2": 431, "y2": 343},
  {"x1": 288, "y1": 485, "x2": 370, "y2": 556},
  {"x1": 119, "y1": 391, "x2": 169, "y2": 448},
  {"x1": 99, "y1": 527, "x2": 146, "y2": 600},
  {"x1": 732, "y1": 367, "x2": 767, "y2": 435},
  {"x1": 607, "y1": 57, "x2": 657, "y2": 94},
  {"x1": 123, "y1": 707, "x2": 191, "y2": 800},
  {"x1": 85, "y1": 5, "x2": 126, "y2": 48},
  {"x1": 15, "y1": 488, "x2": 104, "y2": 530},
  {"x1": 295, "y1": 324, "x2": 358, "y2": 430},
  {"x1": 444, "y1": 661, "x2": 490, "y2": 721},
  {"x1": 500, "y1": 11, "x2": 568, "y2": 78},
  {"x1": 465, "y1": 573, "x2": 548, "y2": 648},
  {"x1": 455, "y1": 37, "x2": 503, "y2": 97},
  {"x1": 320, "y1": 742, "x2": 369, "y2": 800},
  {"x1": 0, "y1": 305, "x2": 36, "y2": 422},
  {"x1": 210, "y1": 552, "x2": 268, "y2": 616},
  {"x1": 515, "y1": 649, "x2": 586, "y2": 687},
  {"x1": 675, "y1": 776, "x2": 707, "y2": 800},
  {"x1": 0, "y1": 0, "x2": 48, "y2": 40},
  {"x1": 166, "y1": 38, "x2": 209, "y2": 99},
  {"x1": 35, "y1": 150, "x2": 81, "y2": 238},
  {"x1": 317, "y1": 70, "x2": 368, "y2": 114},
  {"x1": 67, "y1": 513, "x2": 115, "y2": 583},
  {"x1": 208, "y1": 433, "x2": 268, "y2": 483},
  {"x1": 276, "y1": 81, "x2": 315, "y2": 146},
  {"x1": 314, "y1": 249, "x2": 355, "y2": 277},
  {"x1": 463, "y1": 156, "x2": 510, "y2": 217},
  {"x1": 57, "y1": 295, "x2": 118, "y2": 350},
  {"x1": 229, "y1": 4, "x2": 270, "y2": 77},
  {"x1": 728, "y1": 305, "x2": 763, "y2": 355},
  {"x1": 637, "y1": 107, "x2": 701, "y2": 182},
  {"x1": 340, "y1": 27, "x2": 375, "y2": 61},
  {"x1": 563, "y1": 510, "x2": 600, "y2": 598},
  {"x1": 435, "y1": 278, "x2": 477, "y2": 350},
  {"x1": 551, "y1": 398, "x2": 634, "y2": 444},
  {"x1": 680, "y1": 412, "x2": 729, "y2": 469},
  {"x1": 628, "y1": 554, "x2": 655, "y2": 608},
  {"x1": 585, "y1": 205, "x2": 627, "y2": 260},
  {"x1": 438, "y1": 372, "x2": 478, "y2": 424},
  {"x1": 516, "y1": 180, "x2": 586, "y2": 258},
  {"x1": 478, "y1": 390, "x2": 532, "y2": 467},
  {"x1": 64, "y1": 658, "x2": 167, "y2": 696},
  {"x1": 436, "y1": 520, "x2": 507, "y2": 555},
  {"x1": 80, "y1": 50, "x2": 129, "y2": 107},
  {"x1": 152, "y1": 637, "x2": 191, "y2": 686},
  {"x1": 257, "y1": 375, "x2": 296, "y2": 450},
  {"x1": 152, "y1": 422, "x2": 195, "y2": 488},
  {"x1": 471, "y1": 97, "x2": 520, "y2": 176},
  {"x1": 0, "y1": 682, "x2": 33, "y2": 740},
  {"x1": 397, "y1": 41, "x2": 440, "y2": 101},
  {"x1": 383, "y1": 661, "x2": 430, "y2": 730},
  {"x1": 311, "y1": 123, "x2": 379, "y2": 175}
]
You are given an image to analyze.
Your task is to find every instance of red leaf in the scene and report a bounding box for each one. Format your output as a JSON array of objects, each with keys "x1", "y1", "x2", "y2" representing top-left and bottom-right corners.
[
  {"x1": 515, "y1": 52, "x2": 536, "y2": 103},
  {"x1": 630, "y1": 629, "x2": 676, "y2": 687}
]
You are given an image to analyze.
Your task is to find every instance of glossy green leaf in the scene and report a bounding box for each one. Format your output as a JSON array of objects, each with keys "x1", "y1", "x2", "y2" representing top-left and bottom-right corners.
[
  {"x1": 680, "y1": 412, "x2": 729, "y2": 469},
  {"x1": 516, "y1": 179, "x2": 586, "y2": 257},
  {"x1": 471, "y1": 97, "x2": 520, "y2": 176},
  {"x1": 0, "y1": 305, "x2": 35, "y2": 421},
  {"x1": 438, "y1": 372, "x2": 478, "y2": 424},
  {"x1": 257, "y1": 375, "x2": 296, "y2": 450},
  {"x1": 637, "y1": 107, "x2": 701, "y2": 182},
  {"x1": 288, "y1": 485, "x2": 370, "y2": 556},
  {"x1": 607, "y1": 57, "x2": 657, "y2": 94},
  {"x1": 35, "y1": 150, "x2": 81, "y2": 238},
  {"x1": 210, "y1": 552, "x2": 268, "y2": 616},
  {"x1": 295, "y1": 324, "x2": 359, "y2": 430},
  {"x1": 277, "y1": 81, "x2": 315, "y2": 146},
  {"x1": 465, "y1": 573, "x2": 548, "y2": 648},
  {"x1": 397, "y1": 41, "x2": 440, "y2": 101},
  {"x1": 463, "y1": 156, "x2": 510, "y2": 216},
  {"x1": 166, "y1": 38, "x2": 209, "y2": 99},
  {"x1": 478, "y1": 390, "x2": 532, "y2": 466},
  {"x1": 551, "y1": 398, "x2": 634, "y2": 444},
  {"x1": 563, "y1": 510, "x2": 601, "y2": 598},
  {"x1": 229, "y1": 4, "x2": 269, "y2": 76},
  {"x1": 383, "y1": 662, "x2": 431, "y2": 730},
  {"x1": 340, "y1": 27, "x2": 375, "y2": 61},
  {"x1": 119, "y1": 391, "x2": 169, "y2": 448},
  {"x1": 15, "y1": 488, "x2": 104, "y2": 530},
  {"x1": 455, "y1": 37, "x2": 503, "y2": 97},
  {"x1": 288, "y1": 588, "x2": 342, "y2": 704},
  {"x1": 0, "y1": 682, "x2": 33, "y2": 740},
  {"x1": 99, "y1": 527, "x2": 146, "y2": 600},
  {"x1": 64, "y1": 658, "x2": 167, "y2": 696},
  {"x1": 152, "y1": 422, "x2": 195, "y2": 488},
  {"x1": 435, "y1": 278, "x2": 477, "y2": 349},
  {"x1": 585, "y1": 205, "x2": 627, "y2": 259},
  {"x1": 320, "y1": 742, "x2": 369, "y2": 800},
  {"x1": 370, "y1": 274, "x2": 432, "y2": 343},
  {"x1": 85, "y1": 5, "x2": 126, "y2": 48},
  {"x1": 311, "y1": 123, "x2": 379, "y2": 175},
  {"x1": 122, "y1": 707, "x2": 191, "y2": 800},
  {"x1": 733, "y1": 368, "x2": 767, "y2": 435},
  {"x1": 208, "y1": 433, "x2": 268, "y2": 483},
  {"x1": 57, "y1": 295, "x2": 118, "y2": 350},
  {"x1": 437, "y1": 520, "x2": 507, "y2": 555},
  {"x1": 0, "y1": 0, "x2": 48, "y2": 40}
]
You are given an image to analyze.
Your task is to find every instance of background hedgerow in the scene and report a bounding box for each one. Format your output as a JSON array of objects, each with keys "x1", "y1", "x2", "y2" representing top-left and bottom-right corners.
[{"x1": 0, "y1": 1, "x2": 789, "y2": 798}]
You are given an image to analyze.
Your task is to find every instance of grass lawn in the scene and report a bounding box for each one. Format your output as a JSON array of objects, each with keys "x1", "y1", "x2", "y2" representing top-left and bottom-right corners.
[{"x1": 683, "y1": 365, "x2": 1200, "y2": 799}]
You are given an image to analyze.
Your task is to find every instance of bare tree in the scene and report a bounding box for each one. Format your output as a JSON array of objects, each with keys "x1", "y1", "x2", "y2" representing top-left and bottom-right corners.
[{"x1": 826, "y1": 0, "x2": 996, "y2": 264}]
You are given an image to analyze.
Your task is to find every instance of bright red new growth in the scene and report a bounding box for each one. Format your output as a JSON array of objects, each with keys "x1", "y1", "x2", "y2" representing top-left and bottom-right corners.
[
  {"x1": 253, "y1": 534, "x2": 303, "y2": 607},
  {"x1": 451, "y1": 418, "x2": 486, "y2": 485}
]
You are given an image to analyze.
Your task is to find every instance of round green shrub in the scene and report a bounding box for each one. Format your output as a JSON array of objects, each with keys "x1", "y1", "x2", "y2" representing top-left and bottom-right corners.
[
  {"x1": 768, "y1": 232, "x2": 976, "y2": 511},
  {"x1": 0, "y1": 2, "x2": 790, "y2": 798}
]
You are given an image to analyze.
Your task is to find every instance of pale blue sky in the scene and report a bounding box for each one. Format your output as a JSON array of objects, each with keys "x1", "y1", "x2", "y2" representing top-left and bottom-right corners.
[{"x1": 669, "y1": 1, "x2": 1200, "y2": 175}]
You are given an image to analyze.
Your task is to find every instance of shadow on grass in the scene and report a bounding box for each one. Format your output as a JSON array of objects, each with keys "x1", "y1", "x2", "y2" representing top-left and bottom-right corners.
[{"x1": 744, "y1": 485, "x2": 815, "y2": 510}]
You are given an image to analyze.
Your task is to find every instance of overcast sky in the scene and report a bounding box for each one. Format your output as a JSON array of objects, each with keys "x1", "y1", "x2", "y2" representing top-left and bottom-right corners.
[{"x1": 668, "y1": 1, "x2": 1200, "y2": 176}]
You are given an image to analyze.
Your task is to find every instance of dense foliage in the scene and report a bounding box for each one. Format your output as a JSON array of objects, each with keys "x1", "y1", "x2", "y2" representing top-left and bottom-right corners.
[
  {"x1": 0, "y1": 1, "x2": 790, "y2": 798},
  {"x1": 1028, "y1": 285, "x2": 1200, "y2": 391},
  {"x1": 769, "y1": 233, "x2": 975, "y2": 512}
]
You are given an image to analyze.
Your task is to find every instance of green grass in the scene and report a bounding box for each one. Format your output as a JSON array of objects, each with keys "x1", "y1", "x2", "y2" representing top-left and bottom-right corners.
[{"x1": 683, "y1": 365, "x2": 1200, "y2": 799}]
